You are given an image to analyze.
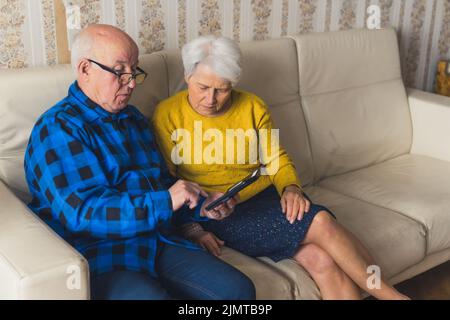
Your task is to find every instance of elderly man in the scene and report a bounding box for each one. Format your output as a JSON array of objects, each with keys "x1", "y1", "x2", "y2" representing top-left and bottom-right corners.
[{"x1": 24, "y1": 24, "x2": 255, "y2": 300}]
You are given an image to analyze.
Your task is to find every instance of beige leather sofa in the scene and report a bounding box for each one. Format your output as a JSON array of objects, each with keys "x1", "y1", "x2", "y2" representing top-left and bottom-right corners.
[{"x1": 1, "y1": 28, "x2": 450, "y2": 299}]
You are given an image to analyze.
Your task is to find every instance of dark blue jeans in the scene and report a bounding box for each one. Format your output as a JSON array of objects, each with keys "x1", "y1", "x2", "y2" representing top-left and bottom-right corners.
[{"x1": 90, "y1": 242, "x2": 256, "y2": 300}]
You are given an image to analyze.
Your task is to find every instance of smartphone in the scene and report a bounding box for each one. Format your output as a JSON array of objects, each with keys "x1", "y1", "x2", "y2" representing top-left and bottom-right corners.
[{"x1": 205, "y1": 167, "x2": 262, "y2": 211}]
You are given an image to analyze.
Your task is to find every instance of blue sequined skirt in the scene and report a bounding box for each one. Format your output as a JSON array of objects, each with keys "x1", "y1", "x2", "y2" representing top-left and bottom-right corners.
[{"x1": 201, "y1": 186, "x2": 335, "y2": 262}]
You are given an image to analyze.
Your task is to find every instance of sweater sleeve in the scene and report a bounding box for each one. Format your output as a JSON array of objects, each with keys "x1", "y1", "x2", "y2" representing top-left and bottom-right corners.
[
  {"x1": 256, "y1": 101, "x2": 302, "y2": 196},
  {"x1": 151, "y1": 105, "x2": 178, "y2": 178}
]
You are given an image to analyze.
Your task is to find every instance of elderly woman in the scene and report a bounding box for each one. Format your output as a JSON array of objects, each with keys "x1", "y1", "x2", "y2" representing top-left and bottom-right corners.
[{"x1": 152, "y1": 36, "x2": 409, "y2": 300}]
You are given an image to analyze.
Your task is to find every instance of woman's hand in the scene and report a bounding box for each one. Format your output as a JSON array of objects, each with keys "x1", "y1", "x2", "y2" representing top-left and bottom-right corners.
[
  {"x1": 191, "y1": 231, "x2": 225, "y2": 257},
  {"x1": 201, "y1": 192, "x2": 239, "y2": 220},
  {"x1": 281, "y1": 185, "x2": 310, "y2": 224}
]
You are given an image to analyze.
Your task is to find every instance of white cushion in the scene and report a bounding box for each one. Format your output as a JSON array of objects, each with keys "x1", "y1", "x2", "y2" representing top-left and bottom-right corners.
[
  {"x1": 319, "y1": 154, "x2": 450, "y2": 254},
  {"x1": 0, "y1": 65, "x2": 74, "y2": 201},
  {"x1": 292, "y1": 29, "x2": 412, "y2": 181},
  {"x1": 304, "y1": 186, "x2": 426, "y2": 279}
]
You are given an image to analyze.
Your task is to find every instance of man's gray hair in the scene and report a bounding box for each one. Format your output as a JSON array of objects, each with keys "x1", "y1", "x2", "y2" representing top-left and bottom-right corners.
[
  {"x1": 70, "y1": 30, "x2": 94, "y2": 72},
  {"x1": 182, "y1": 35, "x2": 242, "y2": 86}
]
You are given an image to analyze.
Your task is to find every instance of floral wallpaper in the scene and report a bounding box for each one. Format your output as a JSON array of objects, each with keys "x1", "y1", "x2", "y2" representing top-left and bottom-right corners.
[
  {"x1": 298, "y1": 0, "x2": 317, "y2": 34},
  {"x1": 252, "y1": 0, "x2": 272, "y2": 40},
  {"x1": 199, "y1": 0, "x2": 221, "y2": 36},
  {"x1": 1, "y1": 0, "x2": 449, "y2": 93},
  {"x1": 41, "y1": 0, "x2": 57, "y2": 66},
  {"x1": 114, "y1": 0, "x2": 125, "y2": 31},
  {"x1": 140, "y1": 0, "x2": 166, "y2": 53},
  {"x1": 178, "y1": 0, "x2": 187, "y2": 46},
  {"x1": 0, "y1": 0, "x2": 26, "y2": 68},
  {"x1": 339, "y1": 0, "x2": 357, "y2": 31}
]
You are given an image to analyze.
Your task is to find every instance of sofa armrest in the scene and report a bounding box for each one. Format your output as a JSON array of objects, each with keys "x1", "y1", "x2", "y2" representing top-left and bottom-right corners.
[
  {"x1": 0, "y1": 180, "x2": 89, "y2": 299},
  {"x1": 408, "y1": 88, "x2": 450, "y2": 162}
]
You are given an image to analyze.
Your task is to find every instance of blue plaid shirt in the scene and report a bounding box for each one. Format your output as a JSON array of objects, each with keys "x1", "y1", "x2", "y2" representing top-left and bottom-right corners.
[{"x1": 24, "y1": 81, "x2": 204, "y2": 277}]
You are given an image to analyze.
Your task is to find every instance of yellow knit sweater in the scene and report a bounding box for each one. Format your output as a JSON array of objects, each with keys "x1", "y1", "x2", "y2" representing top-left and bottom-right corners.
[{"x1": 152, "y1": 89, "x2": 301, "y2": 202}]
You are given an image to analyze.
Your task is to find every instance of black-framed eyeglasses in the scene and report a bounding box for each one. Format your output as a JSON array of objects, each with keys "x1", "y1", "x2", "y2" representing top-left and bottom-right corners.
[{"x1": 87, "y1": 59, "x2": 147, "y2": 85}]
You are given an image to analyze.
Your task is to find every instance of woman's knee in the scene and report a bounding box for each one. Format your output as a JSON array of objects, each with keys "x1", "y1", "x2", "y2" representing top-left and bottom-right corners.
[
  {"x1": 309, "y1": 210, "x2": 338, "y2": 240},
  {"x1": 295, "y1": 244, "x2": 337, "y2": 276}
]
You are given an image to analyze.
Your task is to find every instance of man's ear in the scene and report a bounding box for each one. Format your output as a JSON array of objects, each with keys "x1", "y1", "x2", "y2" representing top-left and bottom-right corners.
[{"x1": 77, "y1": 59, "x2": 91, "y2": 80}]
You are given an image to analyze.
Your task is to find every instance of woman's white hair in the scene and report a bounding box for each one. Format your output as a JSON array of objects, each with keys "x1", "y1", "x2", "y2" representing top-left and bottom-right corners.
[{"x1": 182, "y1": 35, "x2": 242, "y2": 86}]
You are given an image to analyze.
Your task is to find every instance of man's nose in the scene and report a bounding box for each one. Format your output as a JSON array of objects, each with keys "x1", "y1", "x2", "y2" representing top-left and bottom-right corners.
[{"x1": 127, "y1": 78, "x2": 136, "y2": 89}]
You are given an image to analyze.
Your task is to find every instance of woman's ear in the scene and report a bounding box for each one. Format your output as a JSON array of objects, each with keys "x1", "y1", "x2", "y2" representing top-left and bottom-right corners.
[{"x1": 184, "y1": 74, "x2": 191, "y2": 84}]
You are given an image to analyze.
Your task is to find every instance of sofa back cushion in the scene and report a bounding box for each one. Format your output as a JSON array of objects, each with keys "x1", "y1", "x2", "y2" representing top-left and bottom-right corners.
[
  {"x1": 292, "y1": 28, "x2": 412, "y2": 182},
  {"x1": 0, "y1": 65, "x2": 74, "y2": 202},
  {"x1": 159, "y1": 38, "x2": 314, "y2": 186},
  {"x1": 0, "y1": 54, "x2": 168, "y2": 201}
]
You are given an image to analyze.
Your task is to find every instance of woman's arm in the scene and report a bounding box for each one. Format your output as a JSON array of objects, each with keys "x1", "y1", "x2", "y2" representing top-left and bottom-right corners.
[
  {"x1": 151, "y1": 112, "x2": 178, "y2": 177},
  {"x1": 257, "y1": 102, "x2": 302, "y2": 195},
  {"x1": 180, "y1": 222, "x2": 225, "y2": 257}
]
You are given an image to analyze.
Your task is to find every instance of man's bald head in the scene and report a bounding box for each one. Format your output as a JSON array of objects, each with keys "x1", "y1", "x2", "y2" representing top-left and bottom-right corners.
[
  {"x1": 71, "y1": 24, "x2": 138, "y2": 71},
  {"x1": 72, "y1": 24, "x2": 143, "y2": 114}
]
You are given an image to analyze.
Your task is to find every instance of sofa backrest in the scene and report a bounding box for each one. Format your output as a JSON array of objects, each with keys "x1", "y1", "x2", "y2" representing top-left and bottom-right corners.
[
  {"x1": 0, "y1": 37, "x2": 314, "y2": 201},
  {"x1": 291, "y1": 28, "x2": 412, "y2": 182}
]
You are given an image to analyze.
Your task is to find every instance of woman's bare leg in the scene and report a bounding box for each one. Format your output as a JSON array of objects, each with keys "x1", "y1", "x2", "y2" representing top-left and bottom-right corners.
[
  {"x1": 303, "y1": 211, "x2": 409, "y2": 300},
  {"x1": 294, "y1": 243, "x2": 362, "y2": 300}
]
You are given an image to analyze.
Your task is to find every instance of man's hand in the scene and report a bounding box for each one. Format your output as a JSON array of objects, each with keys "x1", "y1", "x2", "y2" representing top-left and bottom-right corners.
[
  {"x1": 200, "y1": 192, "x2": 239, "y2": 220},
  {"x1": 280, "y1": 185, "x2": 310, "y2": 224},
  {"x1": 191, "y1": 231, "x2": 225, "y2": 257},
  {"x1": 168, "y1": 180, "x2": 208, "y2": 211}
]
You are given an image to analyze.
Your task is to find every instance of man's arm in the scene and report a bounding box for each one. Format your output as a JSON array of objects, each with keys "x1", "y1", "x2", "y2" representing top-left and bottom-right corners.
[{"x1": 26, "y1": 117, "x2": 173, "y2": 239}]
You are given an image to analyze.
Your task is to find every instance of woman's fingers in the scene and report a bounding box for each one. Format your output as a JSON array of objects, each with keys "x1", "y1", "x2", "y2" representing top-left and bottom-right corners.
[
  {"x1": 290, "y1": 198, "x2": 300, "y2": 224},
  {"x1": 297, "y1": 199, "x2": 305, "y2": 221},
  {"x1": 211, "y1": 233, "x2": 225, "y2": 246},
  {"x1": 211, "y1": 209, "x2": 222, "y2": 220},
  {"x1": 206, "y1": 241, "x2": 221, "y2": 256},
  {"x1": 215, "y1": 204, "x2": 228, "y2": 218},
  {"x1": 204, "y1": 234, "x2": 222, "y2": 256},
  {"x1": 225, "y1": 197, "x2": 237, "y2": 210},
  {"x1": 304, "y1": 198, "x2": 310, "y2": 213},
  {"x1": 286, "y1": 198, "x2": 293, "y2": 221},
  {"x1": 280, "y1": 197, "x2": 286, "y2": 214}
]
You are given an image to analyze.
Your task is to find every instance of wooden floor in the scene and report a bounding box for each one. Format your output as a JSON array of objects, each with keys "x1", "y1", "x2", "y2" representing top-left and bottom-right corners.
[{"x1": 384, "y1": 261, "x2": 450, "y2": 300}]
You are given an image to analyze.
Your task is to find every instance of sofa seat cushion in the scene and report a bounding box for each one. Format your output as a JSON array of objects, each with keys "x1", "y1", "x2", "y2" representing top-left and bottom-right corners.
[
  {"x1": 218, "y1": 247, "x2": 295, "y2": 299},
  {"x1": 257, "y1": 257, "x2": 321, "y2": 300},
  {"x1": 304, "y1": 186, "x2": 426, "y2": 279},
  {"x1": 319, "y1": 154, "x2": 450, "y2": 255},
  {"x1": 219, "y1": 246, "x2": 321, "y2": 300},
  {"x1": 219, "y1": 184, "x2": 426, "y2": 299}
]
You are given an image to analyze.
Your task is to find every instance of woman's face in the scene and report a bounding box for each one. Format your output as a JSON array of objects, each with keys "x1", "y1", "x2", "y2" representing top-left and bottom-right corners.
[{"x1": 185, "y1": 64, "x2": 233, "y2": 116}]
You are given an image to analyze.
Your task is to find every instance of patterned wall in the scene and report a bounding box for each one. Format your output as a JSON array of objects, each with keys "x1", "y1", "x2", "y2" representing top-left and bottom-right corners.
[{"x1": 1, "y1": 0, "x2": 449, "y2": 92}]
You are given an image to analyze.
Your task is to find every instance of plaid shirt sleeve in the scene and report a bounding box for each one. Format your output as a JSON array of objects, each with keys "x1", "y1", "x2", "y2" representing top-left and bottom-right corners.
[{"x1": 26, "y1": 114, "x2": 173, "y2": 239}]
